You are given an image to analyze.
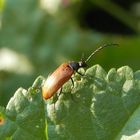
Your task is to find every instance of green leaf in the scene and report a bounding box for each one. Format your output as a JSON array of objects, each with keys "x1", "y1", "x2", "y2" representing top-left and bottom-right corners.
[
  {"x1": 1, "y1": 65, "x2": 140, "y2": 140},
  {"x1": 46, "y1": 65, "x2": 140, "y2": 140},
  {"x1": 0, "y1": 76, "x2": 47, "y2": 140}
]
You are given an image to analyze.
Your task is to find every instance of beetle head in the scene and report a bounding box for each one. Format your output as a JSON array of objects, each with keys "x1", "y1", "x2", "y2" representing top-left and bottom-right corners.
[{"x1": 69, "y1": 60, "x2": 87, "y2": 71}]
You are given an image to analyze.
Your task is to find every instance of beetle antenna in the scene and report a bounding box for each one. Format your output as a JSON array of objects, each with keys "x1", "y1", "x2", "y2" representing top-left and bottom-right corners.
[
  {"x1": 81, "y1": 53, "x2": 85, "y2": 61},
  {"x1": 85, "y1": 43, "x2": 118, "y2": 63}
]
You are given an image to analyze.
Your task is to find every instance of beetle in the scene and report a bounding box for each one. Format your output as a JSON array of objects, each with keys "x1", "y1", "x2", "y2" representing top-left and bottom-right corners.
[{"x1": 42, "y1": 44, "x2": 118, "y2": 100}]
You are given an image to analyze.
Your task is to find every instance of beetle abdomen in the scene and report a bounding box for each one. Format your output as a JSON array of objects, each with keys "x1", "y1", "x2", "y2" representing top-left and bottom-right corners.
[{"x1": 42, "y1": 63, "x2": 74, "y2": 99}]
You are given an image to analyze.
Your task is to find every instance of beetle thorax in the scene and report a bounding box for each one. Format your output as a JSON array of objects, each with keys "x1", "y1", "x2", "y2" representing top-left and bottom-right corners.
[{"x1": 69, "y1": 61, "x2": 87, "y2": 71}]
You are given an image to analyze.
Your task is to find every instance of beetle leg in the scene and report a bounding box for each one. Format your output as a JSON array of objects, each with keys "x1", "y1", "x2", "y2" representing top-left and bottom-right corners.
[
  {"x1": 70, "y1": 78, "x2": 74, "y2": 88},
  {"x1": 76, "y1": 70, "x2": 90, "y2": 79},
  {"x1": 76, "y1": 71, "x2": 84, "y2": 76},
  {"x1": 58, "y1": 87, "x2": 63, "y2": 97},
  {"x1": 57, "y1": 87, "x2": 64, "y2": 99}
]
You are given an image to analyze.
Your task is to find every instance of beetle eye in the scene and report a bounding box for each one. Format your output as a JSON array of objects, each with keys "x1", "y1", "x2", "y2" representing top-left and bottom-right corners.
[
  {"x1": 78, "y1": 61, "x2": 87, "y2": 67},
  {"x1": 79, "y1": 61, "x2": 82, "y2": 67}
]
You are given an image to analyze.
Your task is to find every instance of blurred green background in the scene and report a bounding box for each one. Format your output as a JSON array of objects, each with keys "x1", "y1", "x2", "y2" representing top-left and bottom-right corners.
[{"x1": 0, "y1": 0, "x2": 140, "y2": 107}]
